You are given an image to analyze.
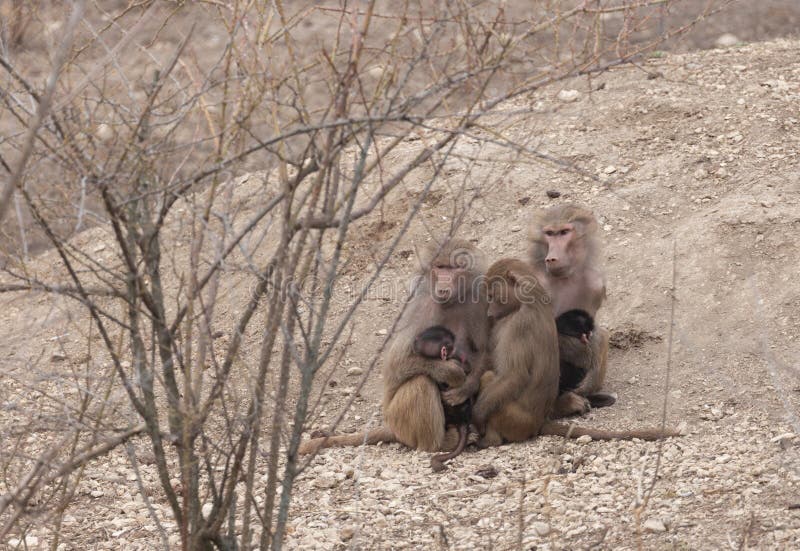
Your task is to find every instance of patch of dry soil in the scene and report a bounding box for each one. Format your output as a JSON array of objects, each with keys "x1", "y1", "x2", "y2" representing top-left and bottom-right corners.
[{"x1": 2, "y1": 39, "x2": 800, "y2": 550}]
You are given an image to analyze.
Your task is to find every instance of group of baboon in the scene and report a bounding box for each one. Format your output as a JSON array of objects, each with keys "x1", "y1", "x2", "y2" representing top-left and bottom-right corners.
[{"x1": 300, "y1": 204, "x2": 678, "y2": 470}]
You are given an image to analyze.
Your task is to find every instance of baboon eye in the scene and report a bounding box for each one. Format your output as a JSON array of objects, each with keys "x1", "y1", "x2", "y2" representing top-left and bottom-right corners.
[
  {"x1": 544, "y1": 230, "x2": 555, "y2": 237},
  {"x1": 560, "y1": 229, "x2": 570, "y2": 235}
]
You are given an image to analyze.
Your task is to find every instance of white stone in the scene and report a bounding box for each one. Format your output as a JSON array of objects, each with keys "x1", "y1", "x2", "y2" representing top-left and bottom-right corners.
[
  {"x1": 644, "y1": 518, "x2": 667, "y2": 532},
  {"x1": 557, "y1": 89, "x2": 581, "y2": 103},
  {"x1": 715, "y1": 33, "x2": 740, "y2": 48},
  {"x1": 532, "y1": 521, "x2": 550, "y2": 536}
]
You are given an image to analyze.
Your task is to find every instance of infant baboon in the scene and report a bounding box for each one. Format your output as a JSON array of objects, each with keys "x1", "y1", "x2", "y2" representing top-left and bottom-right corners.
[
  {"x1": 413, "y1": 325, "x2": 473, "y2": 471},
  {"x1": 555, "y1": 309, "x2": 617, "y2": 408}
]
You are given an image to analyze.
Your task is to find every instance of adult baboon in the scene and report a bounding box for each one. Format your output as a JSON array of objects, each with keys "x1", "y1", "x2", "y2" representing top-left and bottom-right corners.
[
  {"x1": 529, "y1": 204, "x2": 615, "y2": 416},
  {"x1": 299, "y1": 239, "x2": 488, "y2": 455}
]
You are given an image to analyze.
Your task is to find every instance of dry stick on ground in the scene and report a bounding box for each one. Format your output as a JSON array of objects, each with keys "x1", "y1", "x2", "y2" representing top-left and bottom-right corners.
[{"x1": 634, "y1": 238, "x2": 677, "y2": 546}]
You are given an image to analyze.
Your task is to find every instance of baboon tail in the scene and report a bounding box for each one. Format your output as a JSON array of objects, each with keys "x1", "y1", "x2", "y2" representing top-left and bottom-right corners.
[
  {"x1": 298, "y1": 425, "x2": 397, "y2": 455},
  {"x1": 540, "y1": 421, "x2": 680, "y2": 441},
  {"x1": 430, "y1": 424, "x2": 469, "y2": 472}
]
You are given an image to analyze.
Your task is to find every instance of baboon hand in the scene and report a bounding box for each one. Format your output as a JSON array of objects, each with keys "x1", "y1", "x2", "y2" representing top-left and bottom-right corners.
[
  {"x1": 431, "y1": 359, "x2": 467, "y2": 388},
  {"x1": 441, "y1": 377, "x2": 478, "y2": 406}
]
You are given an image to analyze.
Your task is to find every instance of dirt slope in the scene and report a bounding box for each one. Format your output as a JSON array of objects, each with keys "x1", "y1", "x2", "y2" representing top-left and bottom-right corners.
[
  {"x1": 288, "y1": 40, "x2": 800, "y2": 550},
  {"x1": 2, "y1": 39, "x2": 800, "y2": 549}
]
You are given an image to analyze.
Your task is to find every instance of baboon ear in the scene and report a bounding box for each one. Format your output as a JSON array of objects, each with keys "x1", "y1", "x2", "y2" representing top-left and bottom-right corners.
[{"x1": 505, "y1": 269, "x2": 519, "y2": 284}]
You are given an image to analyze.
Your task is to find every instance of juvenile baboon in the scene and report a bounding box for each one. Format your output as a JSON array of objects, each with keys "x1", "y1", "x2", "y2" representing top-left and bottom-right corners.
[
  {"x1": 298, "y1": 239, "x2": 489, "y2": 455},
  {"x1": 473, "y1": 259, "x2": 678, "y2": 446},
  {"x1": 471, "y1": 259, "x2": 560, "y2": 446},
  {"x1": 529, "y1": 204, "x2": 614, "y2": 416},
  {"x1": 413, "y1": 325, "x2": 473, "y2": 471}
]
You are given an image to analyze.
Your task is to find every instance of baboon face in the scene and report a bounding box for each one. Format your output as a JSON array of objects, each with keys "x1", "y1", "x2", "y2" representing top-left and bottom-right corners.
[
  {"x1": 542, "y1": 222, "x2": 585, "y2": 277},
  {"x1": 424, "y1": 241, "x2": 483, "y2": 305},
  {"x1": 414, "y1": 325, "x2": 467, "y2": 365},
  {"x1": 486, "y1": 273, "x2": 520, "y2": 322},
  {"x1": 429, "y1": 264, "x2": 470, "y2": 304}
]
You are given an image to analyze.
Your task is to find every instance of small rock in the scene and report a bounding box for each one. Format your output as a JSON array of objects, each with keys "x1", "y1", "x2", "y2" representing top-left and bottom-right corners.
[
  {"x1": 557, "y1": 89, "x2": 580, "y2": 103},
  {"x1": 693, "y1": 168, "x2": 708, "y2": 180},
  {"x1": 202, "y1": 502, "x2": 213, "y2": 518},
  {"x1": 532, "y1": 522, "x2": 551, "y2": 536},
  {"x1": 475, "y1": 465, "x2": 498, "y2": 479},
  {"x1": 315, "y1": 475, "x2": 338, "y2": 489},
  {"x1": 90, "y1": 490, "x2": 105, "y2": 498},
  {"x1": 518, "y1": 196, "x2": 531, "y2": 205},
  {"x1": 715, "y1": 33, "x2": 740, "y2": 48},
  {"x1": 644, "y1": 518, "x2": 667, "y2": 533},
  {"x1": 603, "y1": 165, "x2": 617, "y2": 174},
  {"x1": 510, "y1": 226, "x2": 522, "y2": 232},
  {"x1": 546, "y1": 190, "x2": 561, "y2": 199},
  {"x1": 376, "y1": 329, "x2": 388, "y2": 336},
  {"x1": 379, "y1": 469, "x2": 400, "y2": 481},
  {"x1": 96, "y1": 123, "x2": 114, "y2": 142},
  {"x1": 340, "y1": 526, "x2": 356, "y2": 541},
  {"x1": 347, "y1": 367, "x2": 363, "y2": 377},
  {"x1": 576, "y1": 435, "x2": 592, "y2": 444}
]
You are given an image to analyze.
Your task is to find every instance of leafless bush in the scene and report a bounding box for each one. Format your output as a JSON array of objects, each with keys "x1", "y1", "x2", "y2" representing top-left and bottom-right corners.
[{"x1": 0, "y1": 1, "x2": 732, "y2": 549}]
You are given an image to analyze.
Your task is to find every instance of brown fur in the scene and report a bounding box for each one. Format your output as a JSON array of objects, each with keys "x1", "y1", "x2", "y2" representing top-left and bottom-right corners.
[
  {"x1": 473, "y1": 259, "x2": 679, "y2": 446},
  {"x1": 472, "y1": 259, "x2": 559, "y2": 446},
  {"x1": 299, "y1": 239, "x2": 489, "y2": 455},
  {"x1": 412, "y1": 326, "x2": 474, "y2": 470},
  {"x1": 529, "y1": 204, "x2": 613, "y2": 416}
]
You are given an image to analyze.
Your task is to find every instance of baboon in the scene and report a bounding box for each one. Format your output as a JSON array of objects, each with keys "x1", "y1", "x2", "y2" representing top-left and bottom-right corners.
[
  {"x1": 298, "y1": 239, "x2": 489, "y2": 455},
  {"x1": 529, "y1": 204, "x2": 615, "y2": 416},
  {"x1": 413, "y1": 325, "x2": 473, "y2": 471},
  {"x1": 556, "y1": 309, "x2": 594, "y2": 392},
  {"x1": 473, "y1": 259, "x2": 678, "y2": 446},
  {"x1": 471, "y1": 259, "x2": 560, "y2": 446},
  {"x1": 556, "y1": 308, "x2": 595, "y2": 343},
  {"x1": 556, "y1": 309, "x2": 617, "y2": 409}
]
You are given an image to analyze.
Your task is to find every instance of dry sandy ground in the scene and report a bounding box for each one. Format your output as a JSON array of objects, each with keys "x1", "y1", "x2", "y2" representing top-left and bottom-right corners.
[{"x1": 2, "y1": 38, "x2": 800, "y2": 550}]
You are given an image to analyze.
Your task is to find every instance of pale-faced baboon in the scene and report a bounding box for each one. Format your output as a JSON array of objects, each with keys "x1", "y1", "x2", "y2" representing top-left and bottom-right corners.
[
  {"x1": 298, "y1": 239, "x2": 488, "y2": 455},
  {"x1": 529, "y1": 204, "x2": 614, "y2": 416}
]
